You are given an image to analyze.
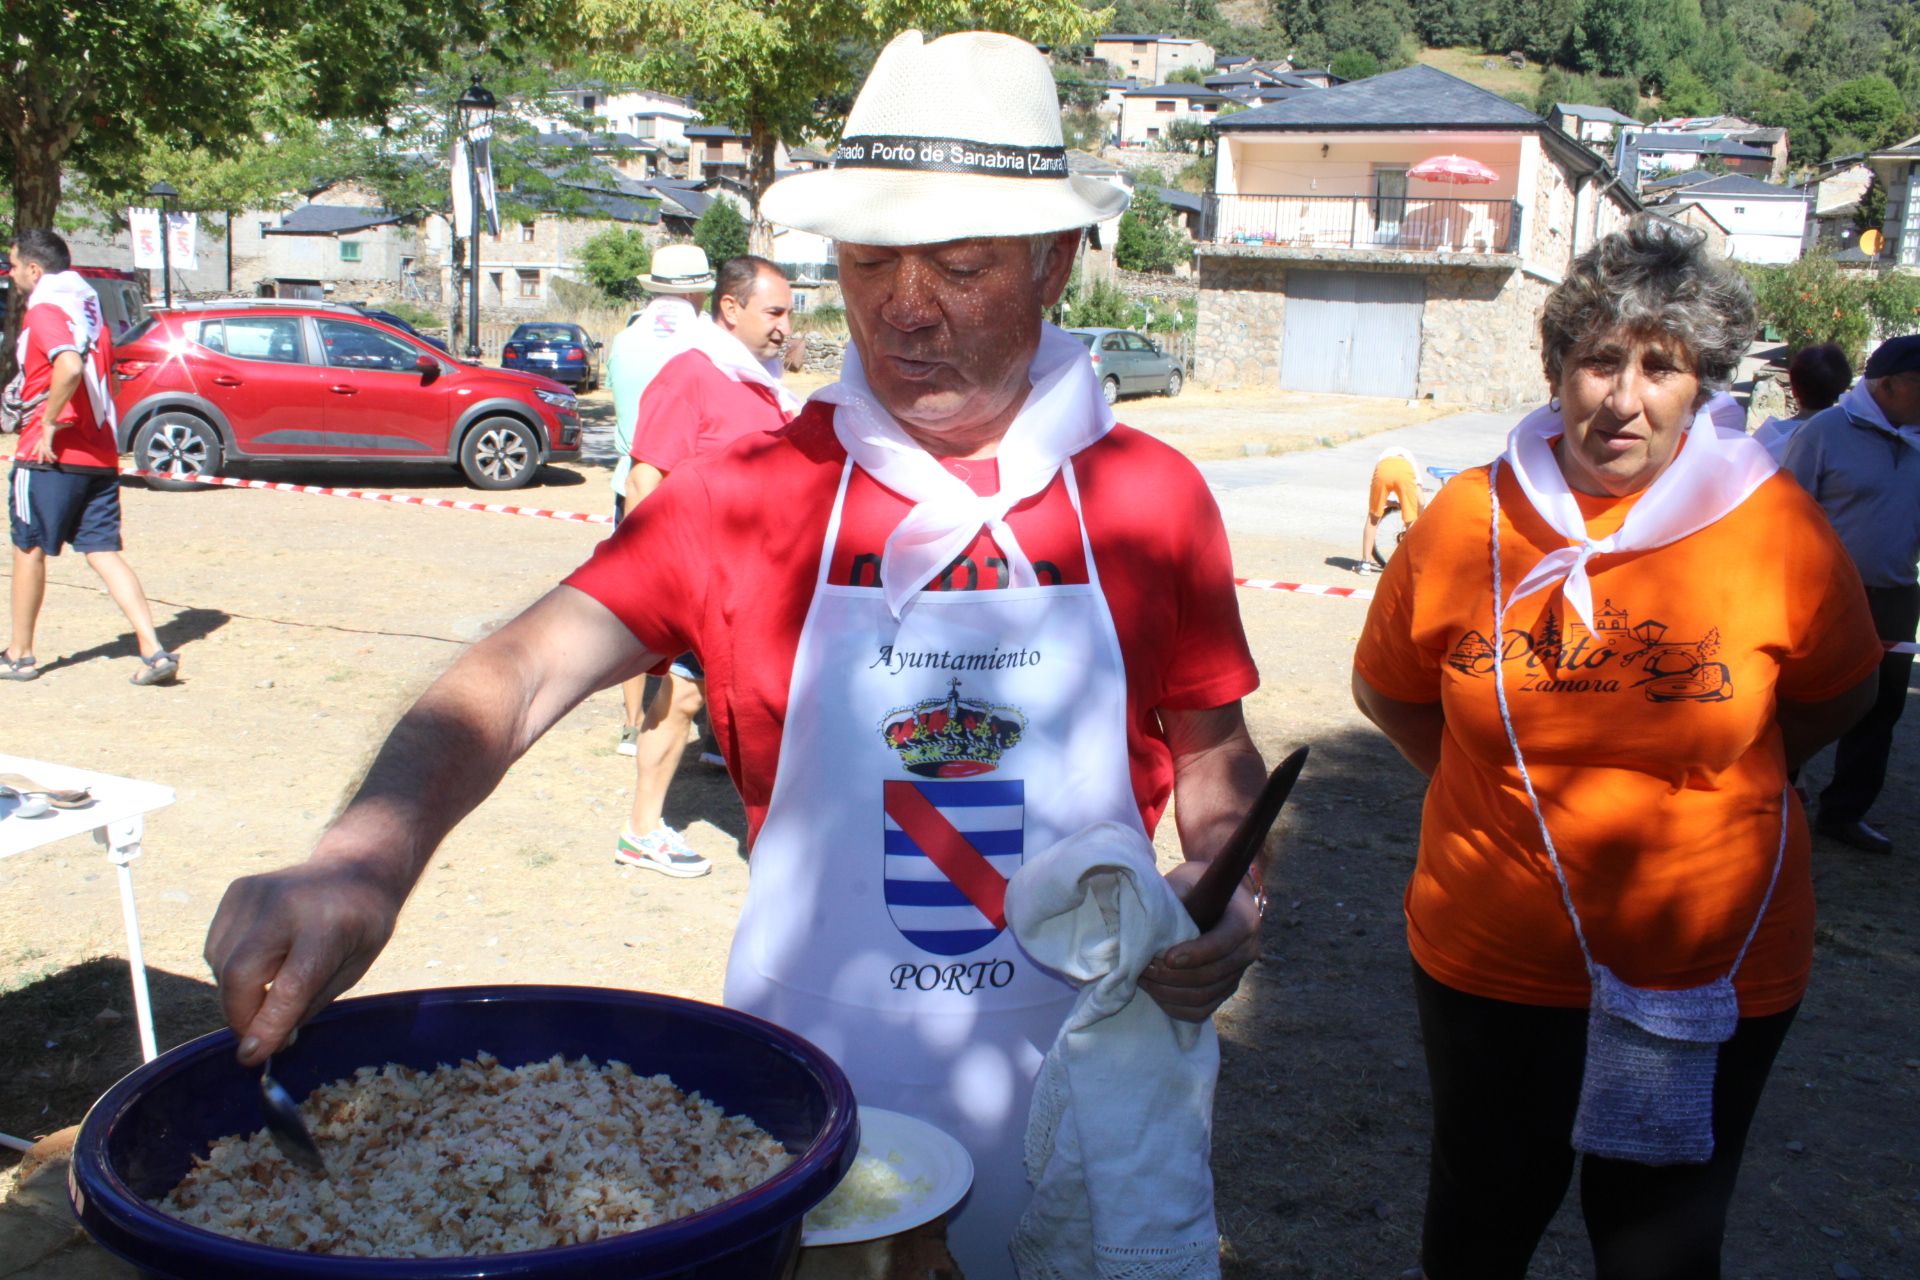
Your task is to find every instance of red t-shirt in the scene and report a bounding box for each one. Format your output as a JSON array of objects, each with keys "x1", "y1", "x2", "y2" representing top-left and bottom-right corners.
[
  {"x1": 16, "y1": 299, "x2": 117, "y2": 471},
  {"x1": 630, "y1": 348, "x2": 790, "y2": 474},
  {"x1": 568, "y1": 404, "x2": 1260, "y2": 844}
]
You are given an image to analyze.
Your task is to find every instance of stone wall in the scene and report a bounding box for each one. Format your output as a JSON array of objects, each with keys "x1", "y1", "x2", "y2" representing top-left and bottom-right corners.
[{"x1": 1194, "y1": 249, "x2": 1551, "y2": 407}]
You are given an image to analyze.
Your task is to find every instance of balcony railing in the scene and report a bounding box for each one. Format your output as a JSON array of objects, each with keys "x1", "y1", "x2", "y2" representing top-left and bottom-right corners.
[{"x1": 1201, "y1": 193, "x2": 1523, "y2": 255}]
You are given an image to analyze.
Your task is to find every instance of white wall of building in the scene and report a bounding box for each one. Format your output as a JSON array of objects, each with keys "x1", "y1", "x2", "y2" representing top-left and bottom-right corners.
[{"x1": 1674, "y1": 195, "x2": 1807, "y2": 263}]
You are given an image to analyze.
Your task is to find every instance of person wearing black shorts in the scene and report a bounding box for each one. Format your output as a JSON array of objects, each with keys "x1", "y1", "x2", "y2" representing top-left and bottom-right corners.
[{"x1": 4, "y1": 228, "x2": 177, "y2": 685}]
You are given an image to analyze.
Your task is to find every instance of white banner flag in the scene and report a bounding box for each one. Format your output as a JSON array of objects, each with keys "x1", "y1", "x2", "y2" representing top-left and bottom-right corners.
[
  {"x1": 450, "y1": 128, "x2": 501, "y2": 239},
  {"x1": 128, "y1": 209, "x2": 197, "y2": 271},
  {"x1": 129, "y1": 208, "x2": 162, "y2": 268}
]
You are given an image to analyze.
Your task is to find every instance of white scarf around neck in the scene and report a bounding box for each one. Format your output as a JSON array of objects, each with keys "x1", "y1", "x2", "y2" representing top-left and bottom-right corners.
[
  {"x1": 814, "y1": 323, "x2": 1114, "y2": 618},
  {"x1": 1841, "y1": 378, "x2": 1920, "y2": 450},
  {"x1": 13, "y1": 270, "x2": 116, "y2": 429},
  {"x1": 682, "y1": 314, "x2": 801, "y2": 417},
  {"x1": 1499, "y1": 394, "x2": 1777, "y2": 631}
]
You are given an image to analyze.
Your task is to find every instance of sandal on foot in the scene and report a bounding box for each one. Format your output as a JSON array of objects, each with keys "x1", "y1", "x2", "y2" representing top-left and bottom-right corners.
[
  {"x1": 131, "y1": 649, "x2": 180, "y2": 686},
  {"x1": 0, "y1": 654, "x2": 38, "y2": 681}
]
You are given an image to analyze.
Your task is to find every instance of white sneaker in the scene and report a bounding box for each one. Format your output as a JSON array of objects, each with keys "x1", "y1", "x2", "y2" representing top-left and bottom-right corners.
[
  {"x1": 614, "y1": 825, "x2": 712, "y2": 878},
  {"x1": 617, "y1": 725, "x2": 640, "y2": 756}
]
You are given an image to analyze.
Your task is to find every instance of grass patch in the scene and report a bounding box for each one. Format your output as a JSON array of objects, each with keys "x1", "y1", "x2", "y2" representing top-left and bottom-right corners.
[{"x1": 1415, "y1": 46, "x2": 1545, "y2": 103}]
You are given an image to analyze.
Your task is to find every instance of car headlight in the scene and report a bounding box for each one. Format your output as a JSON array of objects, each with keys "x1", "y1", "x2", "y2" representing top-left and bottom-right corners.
[{"x1": 535, "y1": 389, "x2": 577, "y2": 411}]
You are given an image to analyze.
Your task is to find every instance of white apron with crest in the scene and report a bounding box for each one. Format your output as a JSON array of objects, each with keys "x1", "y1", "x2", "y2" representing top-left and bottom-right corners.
[{"x1": 725, "y1": 455, "x2": 1142, "y2": 1278}]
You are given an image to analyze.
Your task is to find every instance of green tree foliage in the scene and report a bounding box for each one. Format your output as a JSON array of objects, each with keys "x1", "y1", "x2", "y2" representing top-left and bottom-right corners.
[
  {"x1": 1807, "y1": 77, "x2": 1910, "y2": 158},
  {"x1": 1571, "y1": 0, "x2": 1651, "y2": 78},
  {"x1": 1741, "y1": 255, "x2": 1873, "y2": 363},
  {"x1": 1866, "y1": 271, "x2": 1920, "y2": 339},
  {"x1": 0, "y1": 0, "x2": 498, "y2": 232},
  {"x1": 1481, "y1": 0, "x2": 1582, "y2": 64},
  {"x1": 1413, "y1": 0, "x2": 1484, "y2": 48},
  {"x1": 1330, "y1": 49, "x2": 1383, "y2": 81},
  {"x1": 578, "y1": 227, "x2": 654, "y2": 303},
  {"x1": 1855, "y1": 173, "x2": 1887, "y2": 236},
  {"x1": 1169, "y1": 65, "x2": 1210, "y2": 84},
  {"x1": 1114, "y1": 187, "x2": 1186, "y2": 273},
  {"x1": 693, "y1": 198, "x2": 751, "y2": 267},
  {"x1": 576, "y1": 0, "x2": 1101, "y2": 240},
  {"x1": 1658, "y1": 63, "x2": 1723, "y2": 116},
  {"x1": 1058, "y1": 271, "x2": 1144, "y2": 329}
]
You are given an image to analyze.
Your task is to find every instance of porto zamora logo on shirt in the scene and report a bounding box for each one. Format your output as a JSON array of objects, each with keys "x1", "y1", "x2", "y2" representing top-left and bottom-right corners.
[
  {"x1": 1447, "y1": 599, "x2": 1734, "y2": 702},
  {"x1": 880, "y1": 679, "x2": 1026, "y2": 957}
]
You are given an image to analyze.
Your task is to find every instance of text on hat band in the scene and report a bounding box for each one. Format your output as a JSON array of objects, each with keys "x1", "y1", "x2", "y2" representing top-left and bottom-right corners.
[{"x1": 832, "y1": 134, "x2": 1068, "y2": 180}]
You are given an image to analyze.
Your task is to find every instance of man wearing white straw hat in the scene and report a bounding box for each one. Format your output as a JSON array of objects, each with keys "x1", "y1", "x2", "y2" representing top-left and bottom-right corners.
[
  {"x1": 605, "y1": 243, "x2": 712, "y2": 754},
  {"x1": 203, "y1": 30, "x2": 1267, "y2": 1275}
]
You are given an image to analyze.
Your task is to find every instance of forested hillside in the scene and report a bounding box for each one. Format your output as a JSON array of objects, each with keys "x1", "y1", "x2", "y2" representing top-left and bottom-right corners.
[{"x1": 1091, "y1": 1, "x2": 1919, "y2": 159}]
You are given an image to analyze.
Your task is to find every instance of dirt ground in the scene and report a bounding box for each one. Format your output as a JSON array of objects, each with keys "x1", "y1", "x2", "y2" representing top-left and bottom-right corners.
[{"x1": 1, "y1": 386, "x2": 1914, "y2": 1279}]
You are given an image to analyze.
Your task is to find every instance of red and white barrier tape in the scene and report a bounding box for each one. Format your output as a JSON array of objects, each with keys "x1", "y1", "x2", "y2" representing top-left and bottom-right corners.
[
  {"x1": 1235, "y1": 577, "x2": 1375, "y2": 601},
  {"x1": 122, "y1": 471, "x2": 1920, "y2": 654},
  {"x1": 128, "y1": 470, "x2": 615, "y2": 525}
]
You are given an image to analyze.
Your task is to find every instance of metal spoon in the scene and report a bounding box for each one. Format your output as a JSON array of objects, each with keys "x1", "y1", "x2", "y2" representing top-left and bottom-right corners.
[{"x1": 260, "y1": 1057, "x2": 327, "y2": 1176}]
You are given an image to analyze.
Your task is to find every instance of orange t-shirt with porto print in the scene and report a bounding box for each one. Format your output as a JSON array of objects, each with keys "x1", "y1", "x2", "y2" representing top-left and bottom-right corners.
[{"x1": 1353, "y1": 463, "x2": 1882, "y2": 1016}]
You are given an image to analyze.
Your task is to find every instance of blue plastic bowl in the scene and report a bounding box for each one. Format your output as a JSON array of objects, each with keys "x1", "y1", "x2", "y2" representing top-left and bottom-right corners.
[{"x1": 69, "y1": 985, "x2": 859, "y2": 1279}]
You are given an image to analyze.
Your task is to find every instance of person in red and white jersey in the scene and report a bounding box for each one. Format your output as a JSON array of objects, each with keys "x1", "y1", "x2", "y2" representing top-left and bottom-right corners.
[{"x1": 4, "y1": 229, "x2": 176, "y2": 684}]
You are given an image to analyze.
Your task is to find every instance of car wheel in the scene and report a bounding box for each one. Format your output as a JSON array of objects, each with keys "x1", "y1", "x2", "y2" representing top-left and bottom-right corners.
[
  {"x1": 1165, "y1": 368, "x2": 1183, "y2": 397},
  {"x1": 459, "y1": 416, "x2": 539, "y2": 490},
  {"x1": 1101, "y1": 376, "x2": 1120, "y2": 406},
  {"x1": 134, "y1": 413, "x2": 224, "y2": 492}
]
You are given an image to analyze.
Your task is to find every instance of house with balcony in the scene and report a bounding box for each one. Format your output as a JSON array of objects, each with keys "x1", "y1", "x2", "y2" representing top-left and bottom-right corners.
[
  {"x1": 1648, "y1": 173, "x2": 1807, "y2": 264},
  {"x1": 1196, "y1": 63, "x2": 1638, "y2": 404},
  {"x1": 1119, "y1": 83, "x2": 1230, "y2": 146},
  {"x1": 1866, "y1": 133, "x2": 1920, "y2": 269},
  {"x1": 1093, "y1": 33, "x2": 1214, "y2": 83}
]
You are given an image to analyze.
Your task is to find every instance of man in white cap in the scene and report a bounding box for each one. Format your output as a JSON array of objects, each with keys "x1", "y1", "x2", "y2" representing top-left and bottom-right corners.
[
  {"x1": 605, "y1": 243, "x2": 712, "y2": 754},
  {"x1": 202, "y1": 31, "x2": 1267, "y2": 1276}
]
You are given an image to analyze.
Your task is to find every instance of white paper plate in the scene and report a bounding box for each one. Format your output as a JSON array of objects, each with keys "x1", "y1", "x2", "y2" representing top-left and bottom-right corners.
[{"x1": 801, "y1": 1105, "x2": 974, "y2": 1247}]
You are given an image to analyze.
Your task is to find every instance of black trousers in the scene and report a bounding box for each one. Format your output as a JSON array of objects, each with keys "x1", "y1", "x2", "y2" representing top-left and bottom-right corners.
[
  {"x1": 1819, "y1": 582, "x2": 1920, "y2": 825},
  {"x1": 1412, "y1": 962, "x2": 1797, "y2": 1280}
]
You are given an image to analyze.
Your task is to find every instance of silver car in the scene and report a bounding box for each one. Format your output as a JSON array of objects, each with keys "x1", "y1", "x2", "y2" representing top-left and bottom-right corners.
[{"x1": 1067, "y1": 327, "x2": 1183, "y2": 404}]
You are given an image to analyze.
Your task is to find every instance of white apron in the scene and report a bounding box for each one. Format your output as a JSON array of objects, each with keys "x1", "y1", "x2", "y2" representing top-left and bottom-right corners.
[{"x1": 725, "y1": 456, "x2": 1143, "y2": 1278}]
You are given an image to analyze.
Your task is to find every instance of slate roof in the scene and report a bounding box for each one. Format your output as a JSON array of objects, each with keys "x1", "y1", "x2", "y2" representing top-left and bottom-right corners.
[
  {"x1": 1661, "y1": 173, "x2": 1805, "y2": 199},
  {"x1": 1206, "y1": 73, "x2": 1264, "y2": 88},
  {"x1": 262, "y1": 205, "x2": 403, "y2": 236},
  {"x1": 1067, "y1": 149, "x2": 1125, "y2": 177},
  {"x1": 1628, "y1": 132, "x2": 1771, "y2": 159},
  {"x1": 1643, "y1": 170, "x2": 1714, "y2": 191},
  {"x1": 1098, "y1": 33, "x2": 1193, "y2": 43},
  {"x1": 1124, "y1": 83, "x2": 1228, "y2": 98},
  {"x1": 1216, "y1": 63, "x2": 1539, "y2": 131},
  {"x1": 1555, "y1": 103, "x2": 1638, "y2": 125},
  {"x1": 684, "y1": 123, "x2": 746, "y2": 139},
  {"x1": 533, "y1": 130, "x2": 659, "y2": 152},
  {"x1": 1149, "y1": 185, "x2": 1205, "y2": 215}
]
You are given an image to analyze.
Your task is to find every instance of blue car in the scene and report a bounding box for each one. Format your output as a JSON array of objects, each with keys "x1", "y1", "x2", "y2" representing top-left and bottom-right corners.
[{"x1": 502, "y1": 322, "x2": 601, "y2": 390}]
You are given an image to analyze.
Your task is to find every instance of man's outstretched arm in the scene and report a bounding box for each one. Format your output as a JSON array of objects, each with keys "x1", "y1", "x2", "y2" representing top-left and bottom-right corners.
[{"x1": 204, "y1": 585, "x2": 657, "y2": 1064}]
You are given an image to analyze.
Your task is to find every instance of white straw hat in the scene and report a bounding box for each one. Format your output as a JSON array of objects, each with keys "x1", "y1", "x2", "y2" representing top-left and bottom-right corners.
[
  {"x1": 639, "y1": 243, "x2": 714, "y2": 292},
  {"x1": 760, "y1": 30, "x2": 1130, "y2": 246}
]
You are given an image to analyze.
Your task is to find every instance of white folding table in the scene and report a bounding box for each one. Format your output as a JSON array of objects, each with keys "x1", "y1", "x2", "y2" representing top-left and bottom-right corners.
[{"x1": 0, "y1": 753, "x2": 175, "y2": 1152}]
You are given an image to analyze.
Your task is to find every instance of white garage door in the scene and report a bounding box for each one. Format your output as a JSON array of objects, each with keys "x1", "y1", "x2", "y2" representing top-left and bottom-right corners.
[{"x1": 1280, "y1": 270, "x2": 1425, "y2": 398}]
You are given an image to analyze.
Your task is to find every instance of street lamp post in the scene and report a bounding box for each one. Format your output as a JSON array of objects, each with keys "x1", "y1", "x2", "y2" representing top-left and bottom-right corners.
[
  {"x1": 148, "y1": 181, "x2": 178, "y2": 309},
  {"x1": 455, "y1": 77, "x2": 496, "y2": 360}
]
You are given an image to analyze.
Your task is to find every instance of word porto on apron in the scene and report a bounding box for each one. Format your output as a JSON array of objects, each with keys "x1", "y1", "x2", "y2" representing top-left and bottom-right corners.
[{"x1": 725, "y1": 455, "x2": 1143, "y2": 1275}]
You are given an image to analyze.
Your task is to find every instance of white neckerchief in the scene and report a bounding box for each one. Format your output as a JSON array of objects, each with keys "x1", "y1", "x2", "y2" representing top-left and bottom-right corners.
[
  {"x1": 1499, "y1": 397, "x2": 1778, "y2": 631},
  {"x1": 815, "y1": 323, "x2": 1114, "y2": 618},
  {"x1": 682, "y1": 314, "x2": 802, "y2": 417},
  {"x1": 13, "y1": 270, "x2": 115, "y2": 429},
  {"x1": 1841, "y1": 379, "x2": 1920, "y2": 452}
]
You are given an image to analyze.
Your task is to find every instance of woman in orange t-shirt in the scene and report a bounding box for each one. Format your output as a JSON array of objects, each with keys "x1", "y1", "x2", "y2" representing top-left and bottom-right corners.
[{"x1": 1352, "y1": 218, "x2": 1883, "y2": 1280}]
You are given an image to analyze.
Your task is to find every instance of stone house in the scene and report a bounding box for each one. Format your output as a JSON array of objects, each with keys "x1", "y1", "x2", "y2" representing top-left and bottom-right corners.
[
  {"x1": 1613, "y1": 130, "x2": 1777, "y2": 190},
  {"x1": 235, "y1": 184, "x2": 423, "y2": 302},
  {"x1": 1119, "y1": 84, "x2": 1231, "y2": 147},
  {"x1": 1865, "y1": 133, "x2": 1920, "y2": 269},
  {"x1": 1648, "y1": 173, "x2": 1808, "y2": 264},
  {"x1": 1196, "y1": 63, "x2": 1638, "y2": 405},
  {"x1": 1093, "y1": 34, "x2": 1214, "y2": 83},
  {"x1": 1655, "y1": 202, "x2": 1730, "y2": 257}
]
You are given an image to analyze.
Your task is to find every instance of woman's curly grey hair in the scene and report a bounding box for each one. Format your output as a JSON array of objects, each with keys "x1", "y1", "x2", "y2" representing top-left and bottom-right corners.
[{"x1": 1539, "y1": 214, "x2": 1756, "y2": 391}]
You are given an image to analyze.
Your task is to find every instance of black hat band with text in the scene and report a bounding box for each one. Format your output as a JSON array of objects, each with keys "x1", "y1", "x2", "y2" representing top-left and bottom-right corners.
[{"x1": 832, "y1": 134, "x2": 1068, "y2": 180}]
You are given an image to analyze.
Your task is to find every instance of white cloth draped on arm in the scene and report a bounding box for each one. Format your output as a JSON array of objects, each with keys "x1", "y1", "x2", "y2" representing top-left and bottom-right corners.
[
  {"x1": 1006, "y1": 821, "x2": 1220, "y2": 1280},
  {"x1": 1499, "y1": 393, "x2": 1777, "y2": 632},
  {"x1": 814, "y1": 323, "x2": 1114, "y2": 617}
]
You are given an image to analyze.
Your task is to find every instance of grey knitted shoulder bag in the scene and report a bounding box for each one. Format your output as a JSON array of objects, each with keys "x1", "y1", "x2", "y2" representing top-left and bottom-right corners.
[{"x1": 1488, "y1": 459, "x2": 1785, "y2": 1166}]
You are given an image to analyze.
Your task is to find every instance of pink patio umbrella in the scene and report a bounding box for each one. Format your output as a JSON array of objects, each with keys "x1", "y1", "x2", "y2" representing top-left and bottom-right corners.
[{"x1": 1407, "y1": 154, "x2": 1500, "y2": 184}]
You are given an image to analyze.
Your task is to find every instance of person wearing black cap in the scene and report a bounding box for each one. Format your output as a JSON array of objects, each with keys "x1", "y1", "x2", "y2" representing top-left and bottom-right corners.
[{"x1": 1782, "y1": 334, "x2": 1920, "y2": 855}]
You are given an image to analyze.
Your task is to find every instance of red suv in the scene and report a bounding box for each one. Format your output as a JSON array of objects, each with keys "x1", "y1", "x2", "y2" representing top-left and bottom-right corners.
[{"x1": 111, "y1": 301, "x2": 582, "y2": 490}]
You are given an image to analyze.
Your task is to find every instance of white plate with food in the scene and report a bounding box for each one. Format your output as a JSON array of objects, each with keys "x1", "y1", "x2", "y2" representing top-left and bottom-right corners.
[{"x1": 801, "y1": 1105, "x2": 973, "y2": 1246}]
